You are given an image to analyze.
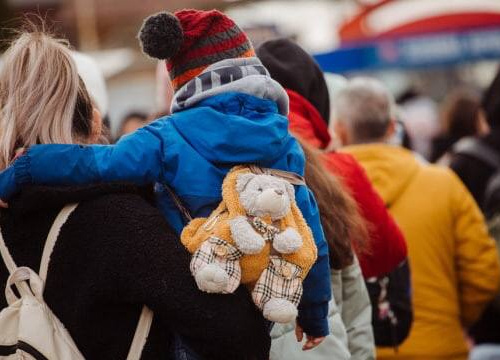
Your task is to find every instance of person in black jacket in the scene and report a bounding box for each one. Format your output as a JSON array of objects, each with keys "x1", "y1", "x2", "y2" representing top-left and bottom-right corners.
[
  {"x1": 0, "y1": 29, "x2": 270, "y2": 360},
  {"x1": 449, "y1": 70, "x2": 500, "y2": 348},
  {"x1": 450, "y1": 70, "x2": 500, "y2": 208},
  {"x1": 0, "y1": 184, "x2": 270, "y2": 359}
]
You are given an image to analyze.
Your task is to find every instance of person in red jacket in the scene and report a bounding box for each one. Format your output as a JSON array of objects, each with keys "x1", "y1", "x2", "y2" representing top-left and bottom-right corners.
[{"x1": 257, "y1": 38, "x2": 407, "y2": 278}]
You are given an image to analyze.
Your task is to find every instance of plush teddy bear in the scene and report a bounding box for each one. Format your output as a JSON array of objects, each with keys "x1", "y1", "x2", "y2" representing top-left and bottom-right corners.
[
  {"x1": 181, "y1": 166, "x2": 317, "y2": 323},
  {"x1": 229, "y1": 172, "x2": 304, "y2": 255}
]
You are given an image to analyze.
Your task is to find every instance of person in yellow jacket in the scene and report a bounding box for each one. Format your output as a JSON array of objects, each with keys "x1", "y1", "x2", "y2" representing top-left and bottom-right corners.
[{"x1": 332, "y1": 77, "x2": 500, "y2": 360}]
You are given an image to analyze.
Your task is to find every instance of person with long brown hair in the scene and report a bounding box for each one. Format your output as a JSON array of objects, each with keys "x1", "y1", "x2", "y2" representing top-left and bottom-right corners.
[
  {"x1": 270, "y1": 136, "x2": 374, "y2": 359},
  {"x1": 299, "y1": 139, "x2": 369, "y2": 269},
  {"x1": 257, "y1": 38, "x2": 407, "y2": 280}
]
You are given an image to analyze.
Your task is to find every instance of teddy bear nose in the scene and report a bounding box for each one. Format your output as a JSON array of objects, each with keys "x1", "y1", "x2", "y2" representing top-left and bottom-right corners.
[{"x1": 275, "y1": 189, "x2": 284, "y2": 196}]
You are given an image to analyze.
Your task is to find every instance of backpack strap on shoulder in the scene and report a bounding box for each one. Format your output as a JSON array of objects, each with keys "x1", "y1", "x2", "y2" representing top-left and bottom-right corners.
[
  {"x1": 164, "y1": 185, "x2": 193, "y2": 222},
  {"x1": 36, "y1": 202, "x2": 153, "y2": 360},
  {"x1": 127, "y1": 306, "x2": 154, "y2": 360},
  {"x1": 0, "y1": 204, "x2": 79, "y2": 305},
  {"x1": 39, "y1": 203, "x2": 79, "y2": 283},
  {"x1": 0, "y1": 232, "x2": 36, "y2": 302}
]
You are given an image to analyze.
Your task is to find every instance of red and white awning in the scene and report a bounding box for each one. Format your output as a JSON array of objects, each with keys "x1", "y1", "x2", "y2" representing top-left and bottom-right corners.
[{"x1": 340, "y1": 0, "x2": 500, "y2": 44}]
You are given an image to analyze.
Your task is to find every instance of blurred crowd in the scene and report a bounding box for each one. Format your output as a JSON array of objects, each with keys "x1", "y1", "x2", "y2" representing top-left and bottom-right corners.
[{"x1": 0, "y1": 7, "x2": 500, "y2": 360}]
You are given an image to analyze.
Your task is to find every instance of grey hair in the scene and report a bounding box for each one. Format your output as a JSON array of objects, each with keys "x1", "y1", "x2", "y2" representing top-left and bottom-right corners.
[{"x1": 334, "y1": 77, "x2": 396, "y2": 144}]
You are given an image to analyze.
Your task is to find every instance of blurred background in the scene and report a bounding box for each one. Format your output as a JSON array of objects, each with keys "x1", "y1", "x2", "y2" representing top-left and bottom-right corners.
[{"x1": 1, "y1": 0, "x2": 500, "y2": 143}]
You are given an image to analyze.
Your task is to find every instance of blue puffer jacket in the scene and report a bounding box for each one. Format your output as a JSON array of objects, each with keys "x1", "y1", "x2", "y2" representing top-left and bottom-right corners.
[{"x1": 1, "y1": 92, "x2": 331, "y2": 336}]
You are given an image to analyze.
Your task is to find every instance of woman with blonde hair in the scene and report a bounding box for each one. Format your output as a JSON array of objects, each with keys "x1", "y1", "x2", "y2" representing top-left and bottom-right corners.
[{"x1": 0, "y1": 28, "x2": 270, "y2": 360}]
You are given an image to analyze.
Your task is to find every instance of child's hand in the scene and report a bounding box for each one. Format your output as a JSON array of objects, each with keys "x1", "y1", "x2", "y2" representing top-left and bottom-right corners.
[{"x1": 295, "y1": 323, "x2": 325, "y2": 351}]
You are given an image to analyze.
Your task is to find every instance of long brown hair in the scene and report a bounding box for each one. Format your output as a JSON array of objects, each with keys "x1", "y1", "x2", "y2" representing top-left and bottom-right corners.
[{"x1": 298, "y1": 136, "x2": 370, "y2": 269}]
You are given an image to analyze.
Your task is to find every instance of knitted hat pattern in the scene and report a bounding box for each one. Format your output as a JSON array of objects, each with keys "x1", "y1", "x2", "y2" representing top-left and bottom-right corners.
[{"x1": 139, "y1": 9, "x2": 255, "y2": 91}]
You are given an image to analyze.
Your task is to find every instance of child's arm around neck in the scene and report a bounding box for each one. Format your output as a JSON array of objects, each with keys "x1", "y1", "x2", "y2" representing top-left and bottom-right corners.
[{"x1": 0, "y1": 119, "x2": 168, "y2": 200}]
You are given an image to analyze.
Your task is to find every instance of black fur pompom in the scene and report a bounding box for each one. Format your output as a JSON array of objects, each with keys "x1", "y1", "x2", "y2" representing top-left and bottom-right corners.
[{"x1": 138, "y1": 12, "x2": 183, "y2": 60}]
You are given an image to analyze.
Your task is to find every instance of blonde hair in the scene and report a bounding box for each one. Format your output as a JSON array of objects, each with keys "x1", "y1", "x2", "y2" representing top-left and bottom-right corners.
[{"x1": 0, "y1": 29, "x2": 93, "y2": 169}]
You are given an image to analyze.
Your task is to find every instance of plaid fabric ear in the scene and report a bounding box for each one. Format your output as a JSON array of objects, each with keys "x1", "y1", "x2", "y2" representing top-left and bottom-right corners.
[
  {"x1": 190, "y1": 236, "x2": 243, "y2": 294},
  {"x1": 252, "y1": 256, "x2": 303, "y2": 310}
]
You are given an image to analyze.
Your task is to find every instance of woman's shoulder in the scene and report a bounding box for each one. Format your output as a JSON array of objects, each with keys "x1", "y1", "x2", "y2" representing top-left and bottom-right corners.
[
  {"x1": 53, "y1": 186, "x2": 185, "y2": 282},
  {"x1": 73, "y1": 187, "x2": 174, "y2": 240},
  {"x1": 81, "y1": 187, "x2": 158, "y2": 219},
  {"x1": 50, "y1": 184, "x2": 178, "y2": 257}
]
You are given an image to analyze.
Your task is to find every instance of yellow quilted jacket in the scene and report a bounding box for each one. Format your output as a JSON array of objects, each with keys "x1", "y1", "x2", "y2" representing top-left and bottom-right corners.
[
  {"x1": 181, "y1": 166, "x2": 317, "y2": 286},
  {"x1": 343, "y1": 144, "x2": 500, "y2": 360}
]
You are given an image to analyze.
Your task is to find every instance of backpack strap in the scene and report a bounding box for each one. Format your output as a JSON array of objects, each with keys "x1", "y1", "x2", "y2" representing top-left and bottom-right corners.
[
  {"x1": 164, "y1": 185, "x2": 193, "y2": 222},
  {"x1": 36, "y1": 202, "x2": 153, "y2": 360},
  {"x1": 0, "y1": 231, "x2": 36, "y2": 300},
  {"x1": 126, "y1": 306, "x2": 154, "y2": 360},
  {"x1": 453, "y1": 137, "x2": 500, "y2": 169},
  {"x1": 39, "y1": 203, "x2": 79, "y2": 282},
  {"x1": 0, "y1": 205, "x2": 80, "y2": 304}
]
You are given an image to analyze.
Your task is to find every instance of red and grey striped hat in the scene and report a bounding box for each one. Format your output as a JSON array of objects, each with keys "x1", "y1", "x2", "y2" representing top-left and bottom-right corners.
[{"x1": 139, "y1": 9, "x2": 255, "y2": 91}]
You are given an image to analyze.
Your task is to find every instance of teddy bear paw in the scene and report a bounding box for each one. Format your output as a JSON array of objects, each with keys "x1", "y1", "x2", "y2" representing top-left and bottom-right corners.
[
  {"x1": 263, "y1": 298, "x2": 298, "y2": 324},
  {"x1": 273, "y1": 228, "x2": 303, "y2": 254},
  {"x1": 194, "y1": 263, "x2": 230, "y2": 293},
  {"x1": 229, "y1": 216, "x2": 266, "y2": 254}
]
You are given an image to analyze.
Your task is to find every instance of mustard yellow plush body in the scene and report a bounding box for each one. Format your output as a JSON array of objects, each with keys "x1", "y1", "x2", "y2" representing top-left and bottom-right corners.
[{"x1": 181, "y1": 166, "x2": 317, "y2": 286}]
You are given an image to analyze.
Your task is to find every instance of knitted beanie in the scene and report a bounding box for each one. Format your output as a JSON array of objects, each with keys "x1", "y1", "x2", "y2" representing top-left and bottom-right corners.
[
  {"x1": 139, "y1": 9, "x2": 255, "y2": 91},
  {"x1": 257, "y1": 38, "x2": 330, "y2": 124}
]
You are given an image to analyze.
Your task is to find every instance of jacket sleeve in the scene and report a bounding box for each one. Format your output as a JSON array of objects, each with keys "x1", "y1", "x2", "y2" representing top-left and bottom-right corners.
[
  {"x1": 339, "y1": 158, "x2": 407, "y2": 278},
  {"x1": 296, "y1": 186, "x2": 332, "y2": 337},
  {"x1": 340, "y1": 256, "x2": 375, "y2": 359},
  {"x1": 450, "y1": 172, "x2": 500, "y2": 327},
  {"x1": 106, "y1": 194, "x2": 271, "y2": 360},
  {"x1": 0, "y1": 120, "x2": 170, "y2": 200}
]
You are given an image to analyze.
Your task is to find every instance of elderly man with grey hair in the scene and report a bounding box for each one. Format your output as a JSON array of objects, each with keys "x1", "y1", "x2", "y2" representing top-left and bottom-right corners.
[
  {"x1": 332, "y1": 77, "x2": 396, "y2": 146},
  {"x1": 334, "y1": 77, "x2": 500, "y2": 360}
]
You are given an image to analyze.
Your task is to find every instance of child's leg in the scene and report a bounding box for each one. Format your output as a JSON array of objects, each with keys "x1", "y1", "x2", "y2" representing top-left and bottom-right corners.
[
  {"x1": 190, "y1": 236, "x2": 243, "y2": 294},
  {"x1": 252, "y1": 256, "x2": 303, "y2": 324}
]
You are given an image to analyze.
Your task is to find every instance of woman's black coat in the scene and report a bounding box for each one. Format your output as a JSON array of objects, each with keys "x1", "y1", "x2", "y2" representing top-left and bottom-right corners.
[{"x1": 0, "y1": 184, "x2": 270, "y2": 359}]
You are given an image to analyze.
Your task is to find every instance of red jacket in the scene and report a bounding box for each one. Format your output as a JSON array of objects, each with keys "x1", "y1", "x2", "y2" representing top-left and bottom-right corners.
[{"x1": 287, "y1": 89, "x2": 407, "y2": 278}]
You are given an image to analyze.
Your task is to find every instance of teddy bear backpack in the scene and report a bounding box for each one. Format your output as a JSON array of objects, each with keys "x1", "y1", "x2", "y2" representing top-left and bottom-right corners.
[
  {"x1": 0, "y1": 204, "x2": 153, "y2": 360},
  {"x1": 175, "y1": 166, "x2": 318, "y2": 324}
]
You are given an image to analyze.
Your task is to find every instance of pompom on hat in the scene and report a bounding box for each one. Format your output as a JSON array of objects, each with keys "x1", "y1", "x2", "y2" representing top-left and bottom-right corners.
[{"x1": 139, "y1": 9, "x2": 255, "y2": 91}]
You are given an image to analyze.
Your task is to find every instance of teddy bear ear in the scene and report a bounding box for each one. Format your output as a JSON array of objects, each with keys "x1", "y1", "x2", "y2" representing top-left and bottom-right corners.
[
  {"x1": 285, "y1": 181, "x2": 296, "y2": 203},
  {"x1": 236, "y1": 173, "x2": 255, "y2": 193}
]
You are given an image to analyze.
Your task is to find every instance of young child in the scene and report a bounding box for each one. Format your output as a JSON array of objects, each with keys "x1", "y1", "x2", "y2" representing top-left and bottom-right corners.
[{"x1": 0, "y1": 9, "x2": 331, "y2": 346}]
